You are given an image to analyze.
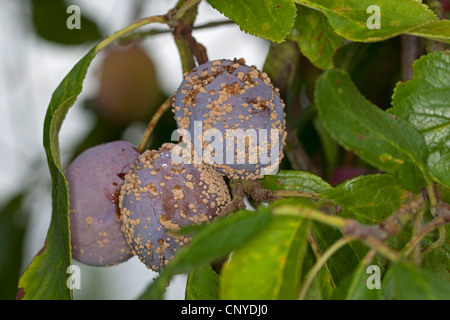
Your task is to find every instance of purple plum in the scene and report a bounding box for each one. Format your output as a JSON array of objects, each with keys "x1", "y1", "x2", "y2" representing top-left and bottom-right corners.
[
  {"x1": 65, "y1": 141, "x2": 139, "y2": 266},
  {"x1": 173, "y1": 59, "x2": 286, "y2": 180},
  {"x1": 119, "y1": 143, "x2": 231, "y2": 272}
]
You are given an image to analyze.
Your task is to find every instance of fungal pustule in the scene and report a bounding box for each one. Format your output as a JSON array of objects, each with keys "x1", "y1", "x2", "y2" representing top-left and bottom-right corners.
[{"x1": 119, "y1": 143, "x2": 231, "y2": 272}]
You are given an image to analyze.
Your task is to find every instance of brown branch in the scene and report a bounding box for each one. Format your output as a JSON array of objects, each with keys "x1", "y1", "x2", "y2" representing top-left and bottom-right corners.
[
  {"x1": 401, "y1": 35, "x2": 421, "y2": 82},
  {"x1": 171, "y1": 0, "x2": 208, "y2": 73},
  {"x1": 218, "y1": 181, "x2": 247, "y2": 216},
  {"x1": 404, "y1": 214, "x2": 450, "y2": 257},
  {"x1": 119, "y1": 20, "x2": 234, "y2": 44},
  {"x1": 339, "y1": 192, "x2": 425, "y2": 244},
  {"x1": 285, "y1": 126, "x2": 316, "y2": 173}
]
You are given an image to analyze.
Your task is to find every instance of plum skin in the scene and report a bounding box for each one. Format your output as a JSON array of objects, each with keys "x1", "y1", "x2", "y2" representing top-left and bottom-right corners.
[
  {"x1": 119, "y1": 143, "x2": 231, "y2": 272},
  {"x1": 173, "y1": 58, "x2": 287, "y2": 180},
  {"x1": 65, "y1": 140, "x2": 139, "y2": 266}
]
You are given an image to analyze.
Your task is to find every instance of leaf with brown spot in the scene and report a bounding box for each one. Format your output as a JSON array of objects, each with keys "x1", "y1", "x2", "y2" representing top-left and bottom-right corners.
[
  {"x1": 208, "y1": 0, "x2": 297, "y2": 43},
  {"x1": 294, "y1": 0, "x2": 450, "y2": 43},
  {"x1": 18, "y1": 46, "x2": 98, "y2": 300},
  {"x1": 16, "y1": 288, "x2": 25, "y2": 300},
  {"x1": 220, "y1": 213, "x2": 310, "y2": 299},
  {"x1": 289, "y1": 5, "x2": 344, "y2": 70},
  {"x1": 315, "y1": 69, "x2": 429, "y2": 192}
]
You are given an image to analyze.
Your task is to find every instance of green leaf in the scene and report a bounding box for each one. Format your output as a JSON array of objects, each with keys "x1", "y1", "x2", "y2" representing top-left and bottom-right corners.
[
  {"x1": 185, "y1": 265, "x2": 220, "y2": 300},
  {"x1": 310, "y1": 223, "x2": 362, "y2": 286},
  {"x1": 321, "y1": 174, "x2": 415, "y2": 254},
  {"x1": 261, "y1": 170, "x2": 332, "y2": 193},
  {"x1": 390, "y1": 51, "x2": 450, "y2": 188},
  {"x1": 18, "y1": 48, "x2": 97, "y2": 300},
  {"x1": 169, "y1": 210, "x2": 272, "y2": 274},
  {"x1": 421, "y1": 221, "x2": 450, "y2": 283},
  {"x1": 300, "y1": 244, "x2": 334, "y2": 300},
  {"x1": 315, "y1": 69, "x2": 428, "y2": 192},
  {"x1": 138, "y1": 209, "x2": 272, "y2": 299},
  {"x1": 313, "y1": 117, "x2": 339, "y2": 177},
  {"x1": 421, "y1": 242, "x2": 450, "y2": 283},
  {"x1": 300, "y1": 225, "x2": 341, "y2": 300},
  {"x1": 322, "y1": 174, "x2": 410, "y2": 225},
  {"x1": 382, "y1": 262, "x2": 450, "y2": 299},
  {"x1": 207, "y1": 0, "x2": 297, "y2": 42},
  {"x1": 272, "y1": 201, "x2": 364, "y2": 285},
  {"x1": 289, "y1": 5, "x2": 344, "y2": 70},
  {"x1": 302, "y1": 262, "x2": 335, "y2": 300},
  {"x1": 331, "y1": 262, "x2": 381, "y2": 300},
  {"x1": 31, "y1": 0, "x2": 102, "y2": 45},
  {"x1": 220, "y1": 215, "x2": 310, "y2": 299},
  {"x1": 294, "y1": 0, "x2": 450, "y2": 43},
  {"x1": 262, "y1": 40, "x2": 300, "y2": 94},
  {"x1": 408, "y1": 20, "x2": 450, "y2": 43},
  {"x1": 0, "y1": 194, "x2": 28, "y2": 300}
]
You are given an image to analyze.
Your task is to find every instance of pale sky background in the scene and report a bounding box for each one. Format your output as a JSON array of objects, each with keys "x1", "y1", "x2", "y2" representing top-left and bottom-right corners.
[{"x1": 0, "y1": 0, "x2": 268, "y2": 299}]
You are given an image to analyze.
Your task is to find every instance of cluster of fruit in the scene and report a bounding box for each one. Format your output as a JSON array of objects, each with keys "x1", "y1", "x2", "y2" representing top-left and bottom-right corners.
[{"x1": 66, "y1": 58, "x2": 286, "y2": 272}]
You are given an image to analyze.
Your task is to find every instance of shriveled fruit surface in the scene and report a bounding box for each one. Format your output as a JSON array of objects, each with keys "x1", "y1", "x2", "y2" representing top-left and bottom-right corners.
[
  {"x1": 173, "y1": 59, "x2": 286, "y2": 180},
  {"x1": 119, "y1": 143, "x2": 231, "y2": 272}
]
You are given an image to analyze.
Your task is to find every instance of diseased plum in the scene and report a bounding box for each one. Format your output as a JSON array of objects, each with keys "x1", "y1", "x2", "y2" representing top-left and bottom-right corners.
[
  {"x1": 173, "y1": 58, "x2": 286, "y2": 180},
  {"x1": 96, "y1": 43, "x2": 163, "y2": 127},
  {"x1": 119, "y1": 143, "x2": 231, "y2": 272},
  {"x1": 65, "y1": 140, "x2": 139, "y2": 266}
]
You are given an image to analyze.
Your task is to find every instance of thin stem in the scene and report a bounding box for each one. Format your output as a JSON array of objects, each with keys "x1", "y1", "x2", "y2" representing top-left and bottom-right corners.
[
  {"x1": 272, "y1": 205, "x2": 347, "y2": 229},
  {"x1": 137, "y1": 97, "x2": 174, "y2": 153},
  {"x1": 362, "y1": 235, "x2": 400, "y2": 262},
  {"x1": 306, "y1": 229, "x2": 337, "y2": 290},
  {"x1": 422, "y1": 225, "x2": 446, "y2": 257},
  {"x1": 193, "y1": 19, "x2": 234, "y2": 30},
  {"x1": 93, "y1": 0, "x2": 203, "y2": 54},
  {"x1": 173, "y1": 0, "x2": 202, "y2": 21},
  {"x1": 307, "y1": 229, "x2": 322, "y2": 260},
  {"x1": 403, "y1": 215, "x2": 449, "y2": 257},
  {"x1": 95, "y1": 15, "x2": 167, "y2": 54},
  {"x1": 362, "y1": 248, "x2": 377, "y2": 266},
  {"x1": 411, "y1": 205, "x2": 425, "y2": 265},
  {"x1": 272, "y1": 190, "x2": 319, "y2": 200},
  {"x1": 427, "y1": 183, "x2": 438, "y2": 210},
  {"x1": 298, "y1": 236, "x2": 355, "y2": 300},
  {"x1": 120, "y1": 20, "x2": 234, "y2": 43}
]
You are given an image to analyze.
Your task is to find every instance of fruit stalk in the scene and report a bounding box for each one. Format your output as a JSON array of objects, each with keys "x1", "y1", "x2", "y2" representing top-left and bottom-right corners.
[{"x1": 137, "y1": 97, "x2": 174, "y2": 154}]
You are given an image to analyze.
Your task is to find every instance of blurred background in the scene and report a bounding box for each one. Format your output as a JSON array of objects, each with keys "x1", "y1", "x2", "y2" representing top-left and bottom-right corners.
[{"x1": 0, "y1": 0, "x2": 269, "y2": 299}]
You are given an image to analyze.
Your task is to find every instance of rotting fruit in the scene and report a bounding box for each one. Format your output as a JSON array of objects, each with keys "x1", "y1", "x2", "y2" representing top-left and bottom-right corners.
[
  {"x1": 119, "y1": 143, "x2": 231, "y2": 272},
  {"x1": 173, "y1": 58, "x2": 287, "y2": 180},
  {"x1": 95, "y1": 43, "x2": 162, "y2": 127},
  {"x1": 65, "y1": 140, "x2": 139, "y2": 266}
]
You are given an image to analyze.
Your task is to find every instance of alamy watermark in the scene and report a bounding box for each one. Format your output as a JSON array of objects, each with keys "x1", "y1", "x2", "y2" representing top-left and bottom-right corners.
[
  {"x1": 66, "y1": 264, "x2": 81, "y2": 290},
  {"x1": 366, "y1": 265, "x2": 381, "y2": 290},
  {"x1": 367, "y1": 5, "x2": 381, "y2": 29},
  {"x1": 66, "y1": 5, "x2": 81, "y2": 30}
]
